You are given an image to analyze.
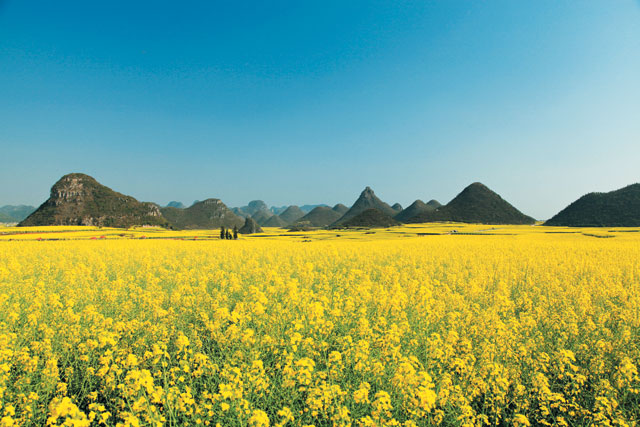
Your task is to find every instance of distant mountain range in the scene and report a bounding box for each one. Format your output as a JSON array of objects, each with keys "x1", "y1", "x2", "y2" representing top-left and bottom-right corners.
[
  {"x1": 16, "y1": 172, "x2": 640, "y2": 230},
  {"x1": 0, "y1": 205, "x2": 36, "y2": 223}
]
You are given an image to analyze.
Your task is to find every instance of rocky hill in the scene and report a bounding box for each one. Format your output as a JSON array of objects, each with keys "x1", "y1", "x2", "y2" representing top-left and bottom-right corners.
[
  {"x1": 161, "y1": 199, "x2": 243, "y2": 229},
  {"x1": 294, "y1": 206, "x2": 342, "y2": 228},
  {"x1": 239, "y1": 216, "x2": 263, "y2": 234},
  {"x1": 20, "y1": 173, "x2": 168, "y2": 228},
  {"x1": 408, "y1": 182, "x2": 535, "y2": 225},
  {"x1": 339, "y1": 208, "x2": 400, "y2": 228},
  {"x1": 394, "y1": 200, "x2": 435, "y2": 223},
  {"x1": 391, "y1": 203, "x2": 403, "y2": 213},
  {"x1": 333, "y1": 187, "x2": 396, "y2": 226},
  {"x1": 545, "y1": 183, "x2": 640, "y2": 227}
]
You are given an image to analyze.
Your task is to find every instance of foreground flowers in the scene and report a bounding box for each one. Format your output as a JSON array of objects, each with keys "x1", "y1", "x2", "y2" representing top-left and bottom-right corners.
[{"x1": 0, "y1": 227, "x2": 639, "y2": 426}]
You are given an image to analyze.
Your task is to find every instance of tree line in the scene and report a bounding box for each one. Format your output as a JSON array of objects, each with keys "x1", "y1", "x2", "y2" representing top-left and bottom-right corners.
[{"x1": 220, "y1": 226, "x2": 238, "y2": 240}]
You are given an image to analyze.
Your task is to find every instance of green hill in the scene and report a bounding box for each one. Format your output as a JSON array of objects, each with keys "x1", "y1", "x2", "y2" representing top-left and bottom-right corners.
[
  {"x1": 339, "y1": 208, "x2": 400, "y2": 228},
  {"x1": 545, "y1": 183, "x2": 640, "y2": 227},
  {"x1": 20, "y1": 173, "x2": 169, "y2": 228},
  {"x1": 333, "y1": 187, "x2": 396, "y2": 226},
  {"x1": 394, "y1": 200, "x2": 435, "y2": 223},
  {"x1": 278, "y1": 205, "x2": 305, "y2": 224},
  {"x1": 252, "y1": 210, "x2": 274, "y2": 226},
  {"x1": 262, "y1": 215, "x2": 288, "y2": 227},
  {"x1": 332, "y1": 204, "x2": 349, "y2": 215},
  {"x1": 161, "y1": 199, "x2": 243, "y2": 229},
  {"x1": 426, "y1": 200, "x2": 442, "y2": 209},
  {"x1": 294, "y1": 206, "x2": 342, "y2": 228},
  {"x1": 408, "y1": 182, "x2": 535, "y2": 225},
  {"x1": 300, "y1": 204, "x2": 329, "y2": 213}
]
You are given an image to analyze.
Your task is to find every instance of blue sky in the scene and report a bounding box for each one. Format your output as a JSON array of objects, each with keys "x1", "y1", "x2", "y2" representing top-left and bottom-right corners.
[{"x1": 1, "y1": 1, "x2": 639, "y2": 219}]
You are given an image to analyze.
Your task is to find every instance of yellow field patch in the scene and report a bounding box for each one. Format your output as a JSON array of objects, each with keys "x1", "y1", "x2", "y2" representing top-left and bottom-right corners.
[{"x1": 0, "y1": 224, "x2": 638, "y2": 425}]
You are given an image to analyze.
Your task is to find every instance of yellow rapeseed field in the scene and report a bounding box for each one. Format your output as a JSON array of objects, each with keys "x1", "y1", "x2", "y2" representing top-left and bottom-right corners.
[{"x1": 0, "y1": 225, "x2": 639, "y2": 426}]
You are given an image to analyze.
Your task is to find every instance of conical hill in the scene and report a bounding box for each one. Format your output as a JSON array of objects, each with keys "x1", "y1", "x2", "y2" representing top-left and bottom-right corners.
[
  {"x1": 408, "y1": 182, "x2": 535, "y2": 225},
  {"x1": 333, "y1": 187, "x2": 396, "y2": 225}
]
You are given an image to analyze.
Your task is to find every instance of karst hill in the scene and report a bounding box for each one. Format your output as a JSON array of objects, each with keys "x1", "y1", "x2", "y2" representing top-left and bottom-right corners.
[
  {"x1": 160, "y1": 199, "x2": 243, "y2": 229},
  {"x1": 20, "y1": 173, "x2": 169, "y2": 228},
  {"x1": 332, "y1": 187, "x2": 397, "y2": 226},
  {"x1": 406, "y1": 182, "x2": 535, "y2": 225},
  {"x1": 545, "y1": 183, "x2": 640, "y2": 227}
]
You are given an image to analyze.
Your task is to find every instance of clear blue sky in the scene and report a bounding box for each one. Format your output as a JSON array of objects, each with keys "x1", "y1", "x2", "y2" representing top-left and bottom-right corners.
[{"x1": 1, "y1": 1, "x2": 639, "y2": 219}]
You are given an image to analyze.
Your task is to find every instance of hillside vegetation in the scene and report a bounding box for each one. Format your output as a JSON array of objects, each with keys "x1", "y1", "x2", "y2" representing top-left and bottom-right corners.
[
  {"x1": 545, "y1": 183, "x2": 640, "y2": 227},
  {"x1": 409, "y1": 183, "x2": 535, "y2": 225}
]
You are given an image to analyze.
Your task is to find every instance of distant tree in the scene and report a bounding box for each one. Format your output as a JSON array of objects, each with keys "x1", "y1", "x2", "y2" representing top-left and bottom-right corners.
[
  {"x1": 220, "y1": 226, "x2": 225, "y2": 239},
  {"x1": 233, "y1": 226, "x2": 238, "y2": 240},
  {"x1": 226, "y1": 230, "x2": 232, "y2": 240}
]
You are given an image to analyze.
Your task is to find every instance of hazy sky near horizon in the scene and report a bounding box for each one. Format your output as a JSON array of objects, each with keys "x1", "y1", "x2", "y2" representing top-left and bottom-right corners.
[{"x1": 1, "y1": 1, "x2": 639, "y2": 219}]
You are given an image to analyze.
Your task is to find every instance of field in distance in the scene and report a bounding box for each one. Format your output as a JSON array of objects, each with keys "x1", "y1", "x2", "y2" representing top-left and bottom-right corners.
[
  {"x1": 0, "y1": 223, "x2": 638, "y2": 426},
  {"x1": 2, "y1": 222, "x2": 639, "y2": 242}
]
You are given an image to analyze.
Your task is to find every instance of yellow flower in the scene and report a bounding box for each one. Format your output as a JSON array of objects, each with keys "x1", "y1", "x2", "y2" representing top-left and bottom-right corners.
[
  {"x1": 513, "y1": 414, "x2": 530, "y2": 427},
  {"x1": 249, "y1": 410, "x2": 270, "y2": 427}
]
